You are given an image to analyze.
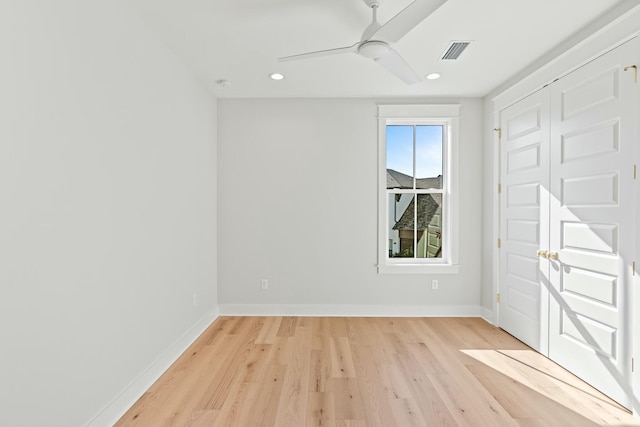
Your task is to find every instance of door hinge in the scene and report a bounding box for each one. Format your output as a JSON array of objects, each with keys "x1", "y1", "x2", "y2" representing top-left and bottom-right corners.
[
  {"x1": 633, "y1": 261, "x2": 636, "y2": 276},
  {"x1": 494, "y1": 128, "x2": 502, "y2": 140},
  {"x1": 497, "y1": 239, "x2": 502, "y2": 249},
  {"x1": 496, "y1": 293, "x2": 501, "y2": 303},
  {"x1": 624, "y1": 65, "x2": 638, "y2": 83},
  {"x1": 634, "y1": 164, "x2": 637, "y2": 180},
  {"x1": 498, "y1": 183, "x2": 502, "y2": 194}
]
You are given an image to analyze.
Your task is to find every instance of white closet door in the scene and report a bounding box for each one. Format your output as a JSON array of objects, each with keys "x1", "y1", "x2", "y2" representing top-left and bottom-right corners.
[
  {"x1": 548, "y1": 40, "x2": 637, "y2": 408},
  {"x1": 499, "y1": 89, "x2": 550, "y2": 353}
]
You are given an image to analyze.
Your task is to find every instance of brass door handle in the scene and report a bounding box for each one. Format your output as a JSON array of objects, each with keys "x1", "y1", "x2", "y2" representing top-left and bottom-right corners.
[
  {"x1": 625, "y1": 65, "x2": 638, "y2": 83},
  {"x1": 548, "y1": 252, "x2": 559, "y2": 260},
  {"x1": 536, "y1": 250, "x2": 548, "y2": 258}
]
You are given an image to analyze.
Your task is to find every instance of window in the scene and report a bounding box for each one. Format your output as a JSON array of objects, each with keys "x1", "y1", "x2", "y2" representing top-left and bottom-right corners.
[{"x1": 377, "y1": 105, "x2": 460, "y2": 274}]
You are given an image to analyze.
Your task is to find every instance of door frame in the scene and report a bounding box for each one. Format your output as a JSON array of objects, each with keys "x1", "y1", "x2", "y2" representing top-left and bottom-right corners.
[{"x1": 633, "y1": 40, "x2": 640, "y2": 416}]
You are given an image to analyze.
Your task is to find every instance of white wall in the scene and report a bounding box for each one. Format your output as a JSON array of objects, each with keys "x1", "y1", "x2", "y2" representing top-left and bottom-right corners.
[
  {"x1": 0, "y1": 2, "x2": 218, "y2": 426},
  {"x1": 218, "y1": 98, "x2": 483, "y2": 315}
]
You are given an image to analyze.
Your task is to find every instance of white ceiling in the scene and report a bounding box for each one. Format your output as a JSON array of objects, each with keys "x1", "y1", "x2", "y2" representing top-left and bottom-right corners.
[{"x1": 131, "y1": 0, "x2": 625, "y2": 98}]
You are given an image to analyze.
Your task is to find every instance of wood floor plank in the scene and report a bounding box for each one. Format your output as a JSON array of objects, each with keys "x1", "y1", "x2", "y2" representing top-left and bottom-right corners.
[
  {"x1": 394, "y1": 350, "x2": 458, "y2": 427},
  {"x1": 500, "y1": 348, "x2": 628, "y2": 411},
  {"x1": 311, "y1": 317, "x2": 330, "y2": 350},
  {"x1": 376, "y1": 361, "x2": 413, "y2": 400},
  {"x1": 346, "y1": 317, "x2": 383, "y2": 346},
  {"x1": 271, "y1": 337, "x2": 297, "y2": 366},
  {"x1": 463, "y1": 348, "x2": 638, "y2": 426},
  {"x1": 388, "y1": 398, "x2": 428, "y2": 427},
  {"x1": 430, "y1": 370, "x2": 519, "y2": 427},
  {"x1": 295, "y1": 316, "x2": 312, "y2": 329},
  {"x1": 195, "y1": 319, "x2": 264, "y2": 411},
  {"x1": 274, "y1": 322, "x2": 312, "y2": 427},
  {"x1": 330, "y1": 337, "x2": 357, "y2": 378},
  {"x1": 162, "y1": 321, "x2": 261, "y2": 425},
  {"x1": 313, "y1": 317, "x2": 330, "y2": 337},
  {"x1": 116, "y1": 317, "x2": 640, "y2": 427},
  {"x1": 277, "y1": 316, "x2": 298, "y2": 337},
  {"x1": 514, "y1": 418, "x2": 553, "y2": 427},
  {"x1": 459, "y1": 317, "x2": 528, "y2": 350},
  {"x1": 330, "y1": 378, "x2": 365, "y2": 420},
  {"x1": 248, "y1": 364, "x2": 288, "y2": 426},
  {"x1": 335, "y1": 420, "x2": 366, "y2": 427},
  {"x1": 401, "y1": 320, "x2": 520, "y2": 426},
  {"x1": 350, "y1": 344, "x2": 398, "y2": 427},
  {"x1": 255, "y1": 316, "x2": 283, "y2": 344},
  {"x1": 465, "y1": 362, "x2": 601, "y2": 427},
  {"x1": 115, "y1": 336, "x2": 241, "y2": 426},
  {"x1": 237, "y1": 343, "x2": 272, "y2": 383},
  {"x1": 123, "y1": 318, "x2": 261, "y2": 426},
  {"x1": 305, "y1": 392, "x2": 336, "y2": 427},
  {"x1": 227, "y1": 316, "x2": 257, "y2": 335},
  {"x1": 187, "y1": 410, "x2": 219, "y2": 427},
  {"x1": 328, "y1": 317, "x2": 349, "y2": 337},
  {"x1": 212, "y1": 381, "x2": 260, "y2": 427},
  {"x1": 308, "y1": 348, "x2": 330, "y2": 392},
  {"x1": 374, "y1": 318, "x2": 399, "y2": 334},
  {"x1": 388, "y1": 317, "x2": 423, "y2": 344},
  {"x1": 464, "y1": 361, "x2": 537, "y2": 418}
]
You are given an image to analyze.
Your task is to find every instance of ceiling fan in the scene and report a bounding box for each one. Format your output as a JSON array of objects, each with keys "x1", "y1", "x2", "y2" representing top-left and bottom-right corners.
[{"x1": 278, "y1": 0, "x2": 447, "y2": 85}]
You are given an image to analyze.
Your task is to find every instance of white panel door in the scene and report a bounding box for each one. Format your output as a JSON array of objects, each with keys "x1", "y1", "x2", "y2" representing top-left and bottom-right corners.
[
  {"x1": 548, "y1": 40, "x2": 637, "y2": 408},
  {"x1": 499, "y1": 89, "x2": 550, "y2": 353}
]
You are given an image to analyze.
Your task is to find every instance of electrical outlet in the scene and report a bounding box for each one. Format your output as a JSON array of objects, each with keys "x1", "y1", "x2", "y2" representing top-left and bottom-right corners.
[
  {"x1": 261, "y1": 279, "x2": 269, "y2": 290},
  {"x1": 432, "y1": 280, "x2": 438, "y2": 290}
]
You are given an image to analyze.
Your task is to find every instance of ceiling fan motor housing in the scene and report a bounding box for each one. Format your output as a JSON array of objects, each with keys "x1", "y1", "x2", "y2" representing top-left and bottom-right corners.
[{"x1": 358, "y1": 41, "x2": 391, "y2": 59}]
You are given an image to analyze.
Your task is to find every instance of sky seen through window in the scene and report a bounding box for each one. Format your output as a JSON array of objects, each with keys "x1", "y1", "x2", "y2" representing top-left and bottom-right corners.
[{"x1": 386, "y1": 125, "x2": 443, "y2": 180}]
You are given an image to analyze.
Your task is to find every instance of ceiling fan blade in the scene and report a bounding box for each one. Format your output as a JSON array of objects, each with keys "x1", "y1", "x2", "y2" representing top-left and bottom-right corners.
[
  {"x1": 278, "y1": 43, "x2": 359, "y2": 62},
  {"x1": 374, "y1": 49, "x2": 422, "y2": 85},
  {"x1": 372, "y1": 0, "x2": 447, "y2": 43}
]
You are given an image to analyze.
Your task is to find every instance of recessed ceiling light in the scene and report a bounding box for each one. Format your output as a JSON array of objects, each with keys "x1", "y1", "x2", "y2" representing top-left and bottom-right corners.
[
  {"x1": 269, "y1": 73, "x2": 285, "y2": 81},
  {"x1": 426, "y1": 73, "x2": 441, "y2": 80},
  {"x1": 216, "y1": 79, "x2": 232, "y2": 88}
]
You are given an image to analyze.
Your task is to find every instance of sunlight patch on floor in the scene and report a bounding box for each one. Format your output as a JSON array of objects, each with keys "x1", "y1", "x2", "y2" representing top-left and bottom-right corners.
[{"x1": 460, "y1": 349, "x2": 640, "y2": 427}]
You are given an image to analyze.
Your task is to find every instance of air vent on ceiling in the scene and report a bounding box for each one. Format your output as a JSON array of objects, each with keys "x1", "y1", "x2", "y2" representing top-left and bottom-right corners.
[{"x1": 440, "y1": 41, "x2": 471, "y2": 60}]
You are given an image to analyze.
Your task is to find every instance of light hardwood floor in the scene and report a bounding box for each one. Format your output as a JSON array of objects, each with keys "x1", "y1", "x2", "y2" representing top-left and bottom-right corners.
[{"x1": 115, "y1": 317, "x2": 640, "y2": 427}]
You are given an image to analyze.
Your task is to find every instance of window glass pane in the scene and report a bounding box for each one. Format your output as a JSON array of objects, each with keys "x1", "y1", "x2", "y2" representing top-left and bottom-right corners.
[
  {"x1": 416, "y1": 193, "x2": 443, "y2": 258},
  {"x1": 415, "y1": 125, "x2": 443, "y2": 189},
  {"x1": 388, "y1": 193, "x2": 414, "y2": 258},
  {"x1": 386, "y1": 125, "x2": 414, "y2": 189}
]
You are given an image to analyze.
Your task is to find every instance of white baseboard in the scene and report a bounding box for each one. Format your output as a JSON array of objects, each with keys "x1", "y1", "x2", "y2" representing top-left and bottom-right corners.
[
  {"x1": 85, "y1": 308, "x2": 219, "y2": 427},
  {"x1": 219, "y1": 304, "x2": 482, "y2": 317}
]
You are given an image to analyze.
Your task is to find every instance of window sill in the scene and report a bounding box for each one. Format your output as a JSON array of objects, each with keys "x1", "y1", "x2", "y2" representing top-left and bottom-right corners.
[{"x1": 377, "y1": 263, "x2": 460, "y2": 274}]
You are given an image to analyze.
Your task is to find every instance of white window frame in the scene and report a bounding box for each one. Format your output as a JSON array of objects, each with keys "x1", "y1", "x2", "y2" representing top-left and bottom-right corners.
[{"x1": 377, "y1": 104, "x2": 460, "y2": 274}]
